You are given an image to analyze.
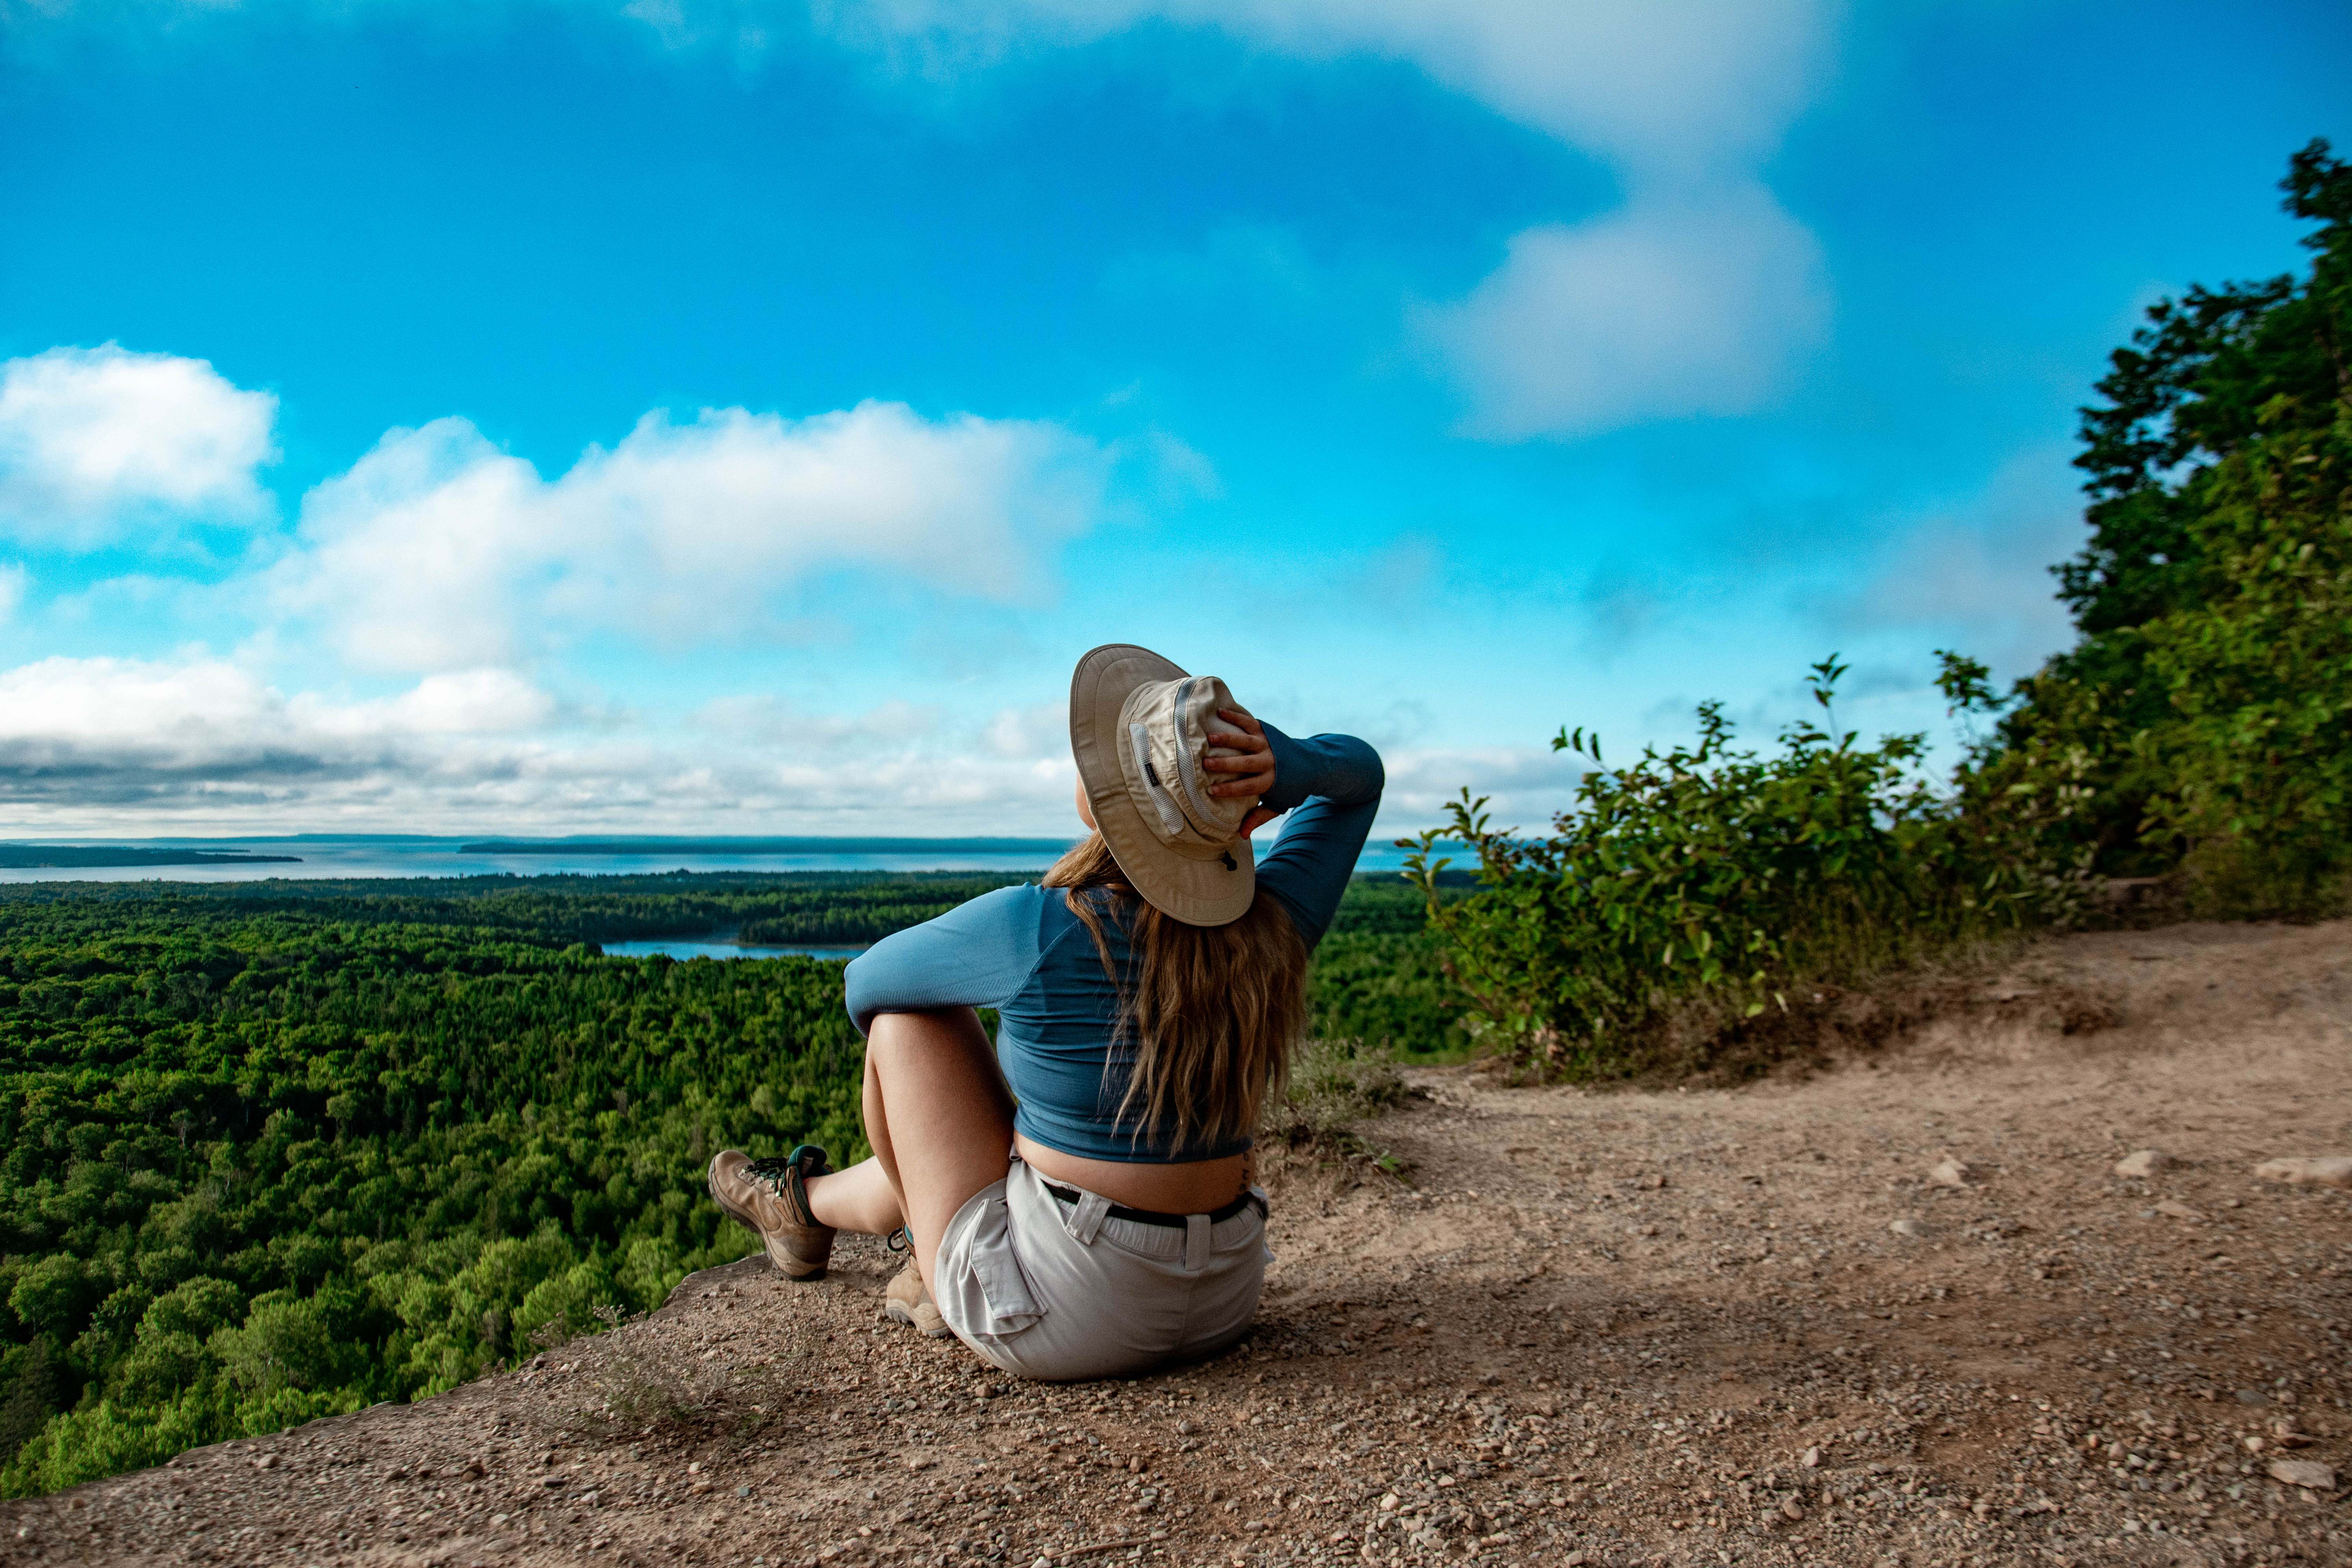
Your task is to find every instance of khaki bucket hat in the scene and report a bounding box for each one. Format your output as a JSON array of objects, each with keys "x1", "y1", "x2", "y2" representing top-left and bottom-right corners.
[{"x1": 1069, "y1": 643, "x2": 1263, "y2": 927}]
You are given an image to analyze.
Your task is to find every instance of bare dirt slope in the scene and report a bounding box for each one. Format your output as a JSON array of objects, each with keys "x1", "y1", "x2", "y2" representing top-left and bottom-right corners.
[{"x1": 4, "y1": 918, "x2": 2348, "y2": 1568}]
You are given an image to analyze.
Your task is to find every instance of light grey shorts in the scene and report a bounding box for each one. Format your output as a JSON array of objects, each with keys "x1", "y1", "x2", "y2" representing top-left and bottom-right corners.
[{"x1": 930, "y1": 1156, "x2": 1269, "y2": 1381}]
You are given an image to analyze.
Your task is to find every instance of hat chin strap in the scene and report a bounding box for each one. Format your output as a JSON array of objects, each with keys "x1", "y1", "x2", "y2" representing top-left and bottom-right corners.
[{"x1": 1128, "y1": 722, "x2": 1192, "y2": 841}]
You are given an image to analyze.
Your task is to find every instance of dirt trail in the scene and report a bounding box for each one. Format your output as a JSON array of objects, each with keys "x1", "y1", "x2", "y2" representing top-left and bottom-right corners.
[{"x1": 4, "y1": 919, "x2": 2347, "y2": 1568}]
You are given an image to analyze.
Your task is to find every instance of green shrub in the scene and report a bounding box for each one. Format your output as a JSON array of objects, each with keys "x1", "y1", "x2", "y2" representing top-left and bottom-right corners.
[
  {"x1": 2135, "y1": 404, "x2": 2352, "y2": 912},
  {"x1": 1403, "y1": 660, "x2": 2061, "y2": 1078}
]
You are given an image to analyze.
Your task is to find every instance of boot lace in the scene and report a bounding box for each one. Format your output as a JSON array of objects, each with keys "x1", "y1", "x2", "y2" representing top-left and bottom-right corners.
[{"x1": 743, "y1": 1155, "x2": 801, "y2": 1187}]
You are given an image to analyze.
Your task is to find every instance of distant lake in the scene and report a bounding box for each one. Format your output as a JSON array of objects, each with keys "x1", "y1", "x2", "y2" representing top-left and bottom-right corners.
[
  {"x1": 0, "y1": 833, "x2": 1417, "y2": 883},
  {"x1": 599, "y1": 938, "x2": 864, "y2": 963},
  {"x1": 0, "y1": 834, "x2": 1077, "y2": 884}
]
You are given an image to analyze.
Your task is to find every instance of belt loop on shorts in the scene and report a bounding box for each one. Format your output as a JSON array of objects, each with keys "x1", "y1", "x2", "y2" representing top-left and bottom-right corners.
[
  {"x1": 1063, "y1": 1188, "x2": 1111, "y2": 1246},
  {"x1": 1184, "y1": 1211, "x2": 1209, "y2": 1271}
]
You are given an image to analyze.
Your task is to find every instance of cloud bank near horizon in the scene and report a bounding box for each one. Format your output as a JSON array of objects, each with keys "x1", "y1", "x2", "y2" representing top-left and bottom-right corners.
[{"x1": 0, "y1": 649, "x2": 1581, "y2": 836}]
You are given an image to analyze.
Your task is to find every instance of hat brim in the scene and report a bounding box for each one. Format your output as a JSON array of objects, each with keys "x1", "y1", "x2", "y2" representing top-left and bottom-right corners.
[{"x1": 1070, "y1": 643, "x2": 1258, "y2": 927}]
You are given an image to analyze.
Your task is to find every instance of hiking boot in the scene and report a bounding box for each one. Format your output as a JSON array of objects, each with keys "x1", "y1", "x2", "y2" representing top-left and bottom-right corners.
[
  {"x1": 886, "y1": 1261, "x2": 950, "y2": 1339},
  {"x1": 707, "y1": 1146, "x2": 836, "y2": 1280}
]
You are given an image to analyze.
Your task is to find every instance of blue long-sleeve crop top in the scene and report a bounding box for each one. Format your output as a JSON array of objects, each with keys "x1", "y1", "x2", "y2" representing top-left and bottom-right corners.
[{"x1": 842, "y1": 725, "x2": 1383, "y2": 1163}]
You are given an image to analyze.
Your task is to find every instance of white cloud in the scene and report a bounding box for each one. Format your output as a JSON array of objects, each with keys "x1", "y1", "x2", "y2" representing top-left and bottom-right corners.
[
  {"x1": 378, "y1": 667, "x2": 562, "y2": 734},
  {"x1": 0, "y1": 656, "x2": 556, "y2": 766},
  {"x1": 1378, "y1": 743, "x2": 1580, "y2": 821},
  {"x1": 14, "y1": 6, "x2": 1838, "y2": 444},
  {"x1": 980, "y1": 698, "x2": 1068, "y2": 759},
  {"x1": 1824, "y1": 446, "x2": 2086, "y2": 678},
  {"x1": 694, "y1": 693, "x2": 946, "y2": 748},
  {"x1": 1420, "y1": 182, "x2": 1831, "y2": 439},
  {"x1": 271, "y1": 400, "x2": 1108, "y2": 673},
  {"x1": 813, "y1": 0, "x2": 1824, "y2": 175},
  {"x1": 0, "y1": 564, "x2": 26, "y2": 622},
  {"x1": 798, "y1": 0, "x2": 1840, "y2": 439},
  {"x1": 0, "y1": 345, "x2": 278, "y2": 544}
]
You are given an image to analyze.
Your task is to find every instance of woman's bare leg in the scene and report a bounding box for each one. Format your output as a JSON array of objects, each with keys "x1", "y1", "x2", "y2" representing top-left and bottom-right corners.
[
  {"x1": 801, "y1": 1006, "x2": 1015, "y2": 1290},
  {"x1": 797, "y1": 1155, "x2": 901, "y2": 1236}
]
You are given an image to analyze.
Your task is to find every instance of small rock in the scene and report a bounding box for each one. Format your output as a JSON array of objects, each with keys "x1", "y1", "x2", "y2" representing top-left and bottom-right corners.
[
  {"x1": 1928, "y1": 1156, "x2": 1969, "y2": 1188},
  {"x1": 1801, "y1": 1446, "x2": 1822, "y2": 1468},
  {"x1": 2112, "y1": 1148, "x2": 2168, "y2": 1178},
  {"x1": 2267, "y1": 1459, "x2": 2334, "y2": 1491},
  {"x1": 2254, "y1": 1156, "x2": 2352, "y2": 1190},
  {"x1": 539, "y1": 1475, "x2": 566, "y2": 1488},
  {"x1": 1888, "y1": 1218, "x2": 1928, "y2": 1238},
  {"x1": 2154, "y1": 1199, "x2": 2205, "y2": 1222},
  {"x1": 2244, "y1": 1435, "x2": 2266, "y2": 1453},
  {"x1": 1781, "y1": 1499, "x2": 1806, "y2": 1521},
  {"x1": 2234, "y1": 1389, "x2": 2268, "y2": 1406},
  {"x1": 1379, "y1": 1494, "x2": 1399, "y2": 1511},
  {"x1": 1175, "y1": 1419, "x2": 1195, "y2": 1436},
  {"x1": 907, "y1": 1456, "x2": 936, "y2": 1471},
  {"x1": 253, "y1": 1454, "x2": 278, "y2": 1470}
]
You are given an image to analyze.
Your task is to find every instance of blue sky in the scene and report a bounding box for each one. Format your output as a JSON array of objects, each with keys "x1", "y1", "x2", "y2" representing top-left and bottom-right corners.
[{"x1": 0, "y1": 0, "x2": 2344, "y2": 837}]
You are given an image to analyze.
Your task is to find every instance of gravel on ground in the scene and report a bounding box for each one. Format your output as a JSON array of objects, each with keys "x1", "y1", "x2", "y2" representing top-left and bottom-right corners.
[{"x1": 2, "y1": 917, "x2": 2346, "y2": 1568}]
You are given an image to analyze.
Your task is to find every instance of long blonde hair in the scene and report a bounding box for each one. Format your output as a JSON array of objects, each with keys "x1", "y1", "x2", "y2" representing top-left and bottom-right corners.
[{"x1": 1042, "y1": 833, "x2": 1310, "y2": 1152}]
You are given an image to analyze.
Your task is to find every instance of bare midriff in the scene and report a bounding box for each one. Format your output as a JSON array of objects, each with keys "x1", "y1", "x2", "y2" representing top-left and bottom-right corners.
[{"x1": 1013, "y1": 1133, "x2": 1257, "y2": 1216}]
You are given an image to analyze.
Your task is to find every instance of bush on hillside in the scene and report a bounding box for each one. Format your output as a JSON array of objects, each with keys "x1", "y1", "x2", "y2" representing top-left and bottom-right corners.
[{"x1": 1401, "y1": 661, "x2": 2076, "y2": 1079}]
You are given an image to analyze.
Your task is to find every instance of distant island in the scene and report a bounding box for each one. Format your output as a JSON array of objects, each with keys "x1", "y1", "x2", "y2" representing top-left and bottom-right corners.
[
  {"x1": 459, "y1": 837, "x2": 1075, "y2": 857},
  {"x1": 0, "y1": 846, "x2": 304, "y2": 868}
]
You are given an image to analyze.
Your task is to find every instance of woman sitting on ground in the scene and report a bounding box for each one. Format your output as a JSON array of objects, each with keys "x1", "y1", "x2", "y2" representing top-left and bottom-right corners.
[{"x1": 707, "y1": 643, "x2": 1383, "y2": 1381}]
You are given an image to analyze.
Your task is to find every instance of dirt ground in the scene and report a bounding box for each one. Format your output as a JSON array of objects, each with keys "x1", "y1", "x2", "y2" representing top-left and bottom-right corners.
[{"x1": 3, "y1": 918, "x2": 2347, "y2": 1568}]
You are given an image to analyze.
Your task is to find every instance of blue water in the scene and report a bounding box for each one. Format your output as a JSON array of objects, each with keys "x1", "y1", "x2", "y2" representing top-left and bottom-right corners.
[
  {"x1": 600, "y1": 938, "x2": 864, "y2": 963},
  {"x1": 0, "y1": 835, "x2": 1076, "y2": 884},
  {"x1": 0, "y1": 833, "x2": 1418, "y2": 883}
]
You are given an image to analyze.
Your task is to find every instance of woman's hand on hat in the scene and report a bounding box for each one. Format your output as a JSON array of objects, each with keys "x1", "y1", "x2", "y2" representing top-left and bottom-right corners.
[{"x1": 1206, "y1": 707, "x2": 1279, "y2": 837}]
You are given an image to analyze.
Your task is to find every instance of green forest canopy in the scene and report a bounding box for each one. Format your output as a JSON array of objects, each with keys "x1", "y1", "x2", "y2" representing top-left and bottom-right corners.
[{"x1": 0, "y1": 869, "x2": 1455, "y2": 1495}]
